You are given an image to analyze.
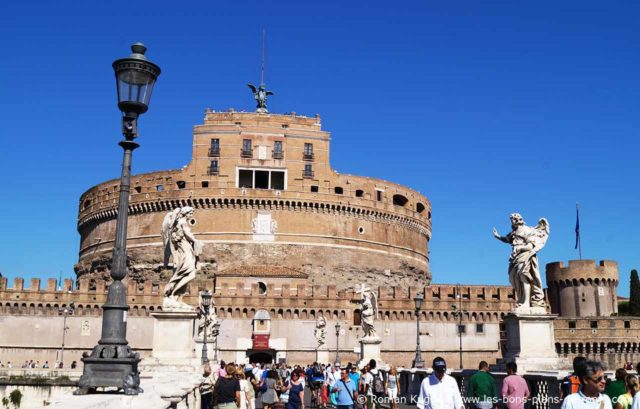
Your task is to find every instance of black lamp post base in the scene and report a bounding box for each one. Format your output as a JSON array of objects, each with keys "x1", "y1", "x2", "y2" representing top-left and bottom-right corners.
[
  {"x1": 74, "y1": 346, "x2": 142, "y2": 395},
  {"x1": 412, "y1": 357, "x2": 425, "y2": 369}
]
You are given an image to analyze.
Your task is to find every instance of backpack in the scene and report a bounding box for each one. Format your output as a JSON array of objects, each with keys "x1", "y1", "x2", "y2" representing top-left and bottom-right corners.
[
  {"x1": 561, "y1": 374, "x2": 580, "y2": 397},
  {"x1": 372, "y1": 372, "x2": 385, "y2": 396},
  {"x1": 312, "y1": 366, "x2": 323, "y2": 378}
]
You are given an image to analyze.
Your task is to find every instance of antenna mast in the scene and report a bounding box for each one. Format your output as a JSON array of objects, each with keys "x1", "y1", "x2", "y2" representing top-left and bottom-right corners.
[{"x1": 261, "y1": 29, "x2": 266, "y2": 85}]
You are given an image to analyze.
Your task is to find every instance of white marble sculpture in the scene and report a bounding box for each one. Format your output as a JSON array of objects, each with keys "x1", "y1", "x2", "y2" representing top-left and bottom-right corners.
[
  {"x1": 493, "y1": 213, "x2": 550, "y2": 314},
  {"x1": 162, "y1": 207, "x2": 203, "y2": 311},
  {"x1": 355, "y1": 284, "x2": 378, "y2": 339},
  {"x1": 314, "y1": 316, "x2": 327, "y2": 348}
]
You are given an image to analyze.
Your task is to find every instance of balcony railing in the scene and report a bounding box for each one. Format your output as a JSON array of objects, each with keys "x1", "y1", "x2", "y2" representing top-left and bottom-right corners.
[
  {"x1": 208, "y1": 167, "x2": 219, "y2": 176},
  {"x1": 208, "y1": 148, "x2": 220, "y2": 157},
  {"x1": 303, "y1": 169, "x2": 314, "y2": 179},
  {"x1": 272, "y1": 150, "x2": 284, "y2": 159},
  {"x1": 241, "y1": 149, "x2": 253, "y2": 158},
  {"x1": 303, "y1": 152, "x2": 314, "y2": 160}
]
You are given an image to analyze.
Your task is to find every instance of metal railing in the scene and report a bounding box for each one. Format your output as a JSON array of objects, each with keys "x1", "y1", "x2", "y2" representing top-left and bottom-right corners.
[
  {"x1": 303, "y1": 169, "x2": 314, "y2": 178},
  {"x1": 303, "y1": 152, "x2": 314, "y2": 160},
  {"x1": 208, "y1": 167, "x2": 219, "y2": 176},
  {"x1": 272, "y1": 151, "x2": 284, "y2": 159},
  {"x1": 208, "y1": 148, "x2": 220, "y2": 157},
  {"x1": 241, "y1": 149, "x2": 253, "y2": 158}
]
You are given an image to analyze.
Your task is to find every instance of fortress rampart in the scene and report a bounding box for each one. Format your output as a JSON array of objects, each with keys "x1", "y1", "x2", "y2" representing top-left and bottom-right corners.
[{"x1": 546, "y1": 260, "x2": 619, "y2": 317}]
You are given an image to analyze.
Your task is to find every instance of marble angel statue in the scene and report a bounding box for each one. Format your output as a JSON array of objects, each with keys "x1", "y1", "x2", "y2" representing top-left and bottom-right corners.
[
  {"x1": 493, "y1": 213, "x2": 550, "y2": 312},
  {"x1": 356, "y1": 284, "x2": 379, "y2": 339},
  {"x1": 314, "y1": 316, "x2": 327, "y2": 348},
  {"x1": 162, "y1": 207, "x2": 203, "y2": 310}
]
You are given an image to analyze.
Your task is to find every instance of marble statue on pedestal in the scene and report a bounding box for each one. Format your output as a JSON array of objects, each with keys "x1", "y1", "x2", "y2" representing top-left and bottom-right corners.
[
  {"x1": 314, "y1": 316, "x2": 327, "y2": 348},
  {"x1": 493, "y1": 213, "x2": 550, "y2": 314},
  {"x1": 355, "y1": 284, "x2": 379, "y2": 339},
  {"x1": 162, "y1": 207, "x2": 203, "y2": 311}
]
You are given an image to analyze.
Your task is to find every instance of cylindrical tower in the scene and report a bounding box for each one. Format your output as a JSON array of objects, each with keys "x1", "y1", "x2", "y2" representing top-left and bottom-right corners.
[
  {"x1": 546, "y1": 260, "x2": 618, "y2": 317},
  {"x1": 75, "y1": 111, "x2": 432, "y2": 290}
]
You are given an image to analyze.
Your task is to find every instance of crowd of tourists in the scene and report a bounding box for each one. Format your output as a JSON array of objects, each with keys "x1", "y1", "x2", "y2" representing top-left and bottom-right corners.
[
  {"x1": 0, "y1": 359, "x2": 77, "y2": 369},
  {"x1": 417, "y1": 356, "x2": 640, "y2": 409},
  {"x1": 198, "y1": 359, "x2": 401, "y2": 409}
]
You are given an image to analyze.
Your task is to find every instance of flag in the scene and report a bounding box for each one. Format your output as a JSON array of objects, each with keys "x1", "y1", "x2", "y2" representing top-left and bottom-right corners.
[{"x1": 574, "y1": 205, "x2": 580, "y2": 249}]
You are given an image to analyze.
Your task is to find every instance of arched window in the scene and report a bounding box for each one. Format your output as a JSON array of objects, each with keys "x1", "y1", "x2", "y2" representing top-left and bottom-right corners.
[{"x1": 353, "y1": 309, "x2": 362, "y2": 326}]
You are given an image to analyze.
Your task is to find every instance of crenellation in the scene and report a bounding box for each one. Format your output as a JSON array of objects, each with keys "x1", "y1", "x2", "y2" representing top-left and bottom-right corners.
[
  {"x1": 0, "y1": 277, "x2": 6, "y2": 291},
  {"x1": 63, "y1": 278, "x2": 73, "y2": 292},
  {"x1": 79, "y1": 278, "x2": 90, "y2": 293},
  {"x1": 13, "y1": 278, "x2": 24, "y2": 291},
  {"x1": 29, "y1": 278, "x2": 40, "y2": 291}
]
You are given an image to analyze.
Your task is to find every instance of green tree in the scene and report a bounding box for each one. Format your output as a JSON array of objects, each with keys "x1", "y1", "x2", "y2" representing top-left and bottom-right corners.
[
  {"x1": 2, "y1": 396, "x2": 9, "y2": 409},
  {"x1": 8, "y1": 390, "x2": 21, "y2": 409},
  {"x1": 630, "y1": 269, "x2": 640, "y2": 316}
]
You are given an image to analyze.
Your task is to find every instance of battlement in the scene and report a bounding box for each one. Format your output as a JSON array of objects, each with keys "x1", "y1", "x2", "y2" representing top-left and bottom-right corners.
[
  {"x1": 0, "y1": 276, "x2": 514, "y2": 305},
  {"x1": 546, "y1": 260, "x2": 619, "y2": 285},
  {"x1": 202, "y1": 110, "x2": 323, "y2": 130}
]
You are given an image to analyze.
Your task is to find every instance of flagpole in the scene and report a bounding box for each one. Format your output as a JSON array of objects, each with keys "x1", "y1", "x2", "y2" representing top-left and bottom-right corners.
[{"x1": 576, "y1": 203, "x2": 582, "y2": 260}]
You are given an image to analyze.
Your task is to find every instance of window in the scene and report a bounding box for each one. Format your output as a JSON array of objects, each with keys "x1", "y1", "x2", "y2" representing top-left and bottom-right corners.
[
  {"x1": 376, "y1": 189, "x2": 383, "y2": 201},
  {"x1": 310, "y1": 185, "x2": 319, "y2": 192},
  {"x1": 237, "y1": 168, "x2": 287, "y2": 190},
  {"x1": 273, "y1": 141, "x2": 283, "y2": 159},
  {"x1": 156, "y1": 185, "x2": 163, "y2": 192},
  {"x1": 242, "y1": 139, "x2": 252, "y2": 157},
  {"x1": 134, "y1": 186, "x2": 142, "y2": 193},
  {"x1": 417, "y1": 202, "x2": 426, "y2": 213},
  {"x1": 201, "y1": 181, "x2": 209, "y2": 188},
  {"x1": 209, "y1": 160, "x2": 219, "y2": 175},
  {"x1": 334, "y1": 187, "x2": 343, "y2": 194},
  {"x1": 625, "y1": 321, "x2": 631, "y2": 329},
  {"x1": 590, "y1": 321, "x2": 598, "y2": 329},
  {"x1": 176, "y1": 181, "x2": 186, "y2": 189},
  {"x1": 476, "y1": 323, "x2": 484, "y2": 334},
  {"x1": 209, "y1": 138, "x2": 220, "y2": 156},
  {"x1": 568, "y1": 321, "x2": 576, "y2": 329},
  {"x1": 303, "y1": 143, "x2": 314, "y2": 160},
  {"x1": 392, "y1": 194, "x2": 408, "y2": 207},
  {"x1": 458, "y1": 324, "x2": 466, "y2": 334},
  {"x1": 303, "y1": 164, "x2": 314, "y2": 178},
  {"x1": 355, "y1": 189, "x2": 364, "y2": 197}
]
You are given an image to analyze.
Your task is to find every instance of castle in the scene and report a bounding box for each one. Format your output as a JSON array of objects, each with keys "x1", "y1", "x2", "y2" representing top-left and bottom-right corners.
[{"x1": 1, "y1": 110, "x2": 638, "y2": 370}]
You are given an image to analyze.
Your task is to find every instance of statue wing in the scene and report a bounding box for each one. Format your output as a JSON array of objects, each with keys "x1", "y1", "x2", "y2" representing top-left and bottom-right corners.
[
  {"x1": 370, "y1": 291, "x2": 379, "y2": 320},
  {"x1": 161, "y1": 209, "x2": 180, "y2": 267},
  {"x1": 531, "y1": 218, "x2": 550, "y2": 251},
  {"x1": 247, "y1": 84, "x2": 257, "y2": 93},
  {"x1": 266, "y1": 91, "x2": 274, "y2": 96}
]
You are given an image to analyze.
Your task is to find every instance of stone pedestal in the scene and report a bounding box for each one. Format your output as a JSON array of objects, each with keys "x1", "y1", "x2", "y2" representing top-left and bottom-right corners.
[
  {"x1": 140, "y1": 311, "x2": 201, "y2": 374},
  {"x1": 316, "y1": 349, "x2": 330, "y2": 364},
  {"x1": 499, "y1": 312, "x2": 569, "y2": 372},
  {"x1": 358, "y1": 337, "x2": 386, "y2": 369}
]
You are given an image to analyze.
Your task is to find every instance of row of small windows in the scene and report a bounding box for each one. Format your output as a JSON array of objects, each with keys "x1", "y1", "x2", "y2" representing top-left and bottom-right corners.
[{"x1": 210, "y1": 138, "x2": 302, "y2": 160}]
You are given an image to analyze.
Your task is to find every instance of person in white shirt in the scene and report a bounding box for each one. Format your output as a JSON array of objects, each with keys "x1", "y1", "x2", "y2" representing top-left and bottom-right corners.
[
  {"x1": 417, "y1": 357, "x2": 464, "y2": 409},
  {"x1": 561, "y1": 360, "x2": 612, "y2": 409}
]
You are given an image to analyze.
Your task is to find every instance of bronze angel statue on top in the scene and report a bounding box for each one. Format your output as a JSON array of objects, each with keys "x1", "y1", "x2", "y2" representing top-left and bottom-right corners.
[{"x1": 248, "y1": 83, "x2": 274, "y2": 113}]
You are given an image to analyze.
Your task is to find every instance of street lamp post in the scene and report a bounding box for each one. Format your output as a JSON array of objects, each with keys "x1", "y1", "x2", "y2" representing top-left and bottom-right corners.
[
  {"x1": 334, "y1": 322, "x2": 341, "y2": 366},
  {"x1": 212, "y1": 321, "x2": 221, "y2": 363},
  {"x1": 412, "y1": 293, "x2": 424, "y2": 368},
  {"x1": 451, "y1": 285, "x2": 466, "y2": 370},
  {"x1": 200, "y1": 291, "x2": 213, "y2": 364},
  {"x1": 75, "y1": 43, "x2": 161, "y2": 396},
  {"x1": 59, "y1": 302, "x2": 75, "y2": 368}
]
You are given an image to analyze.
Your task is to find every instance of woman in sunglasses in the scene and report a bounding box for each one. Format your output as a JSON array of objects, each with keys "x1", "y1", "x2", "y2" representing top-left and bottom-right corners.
[
  {"x1": 561, "y1": 360, "x2": 612, "y2": 409},
  {"x1": 284, "y1": 369, "x2": 305, "y2": 409}
]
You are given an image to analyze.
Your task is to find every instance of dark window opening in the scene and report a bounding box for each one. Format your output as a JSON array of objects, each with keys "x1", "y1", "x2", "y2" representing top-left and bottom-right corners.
[
  {"x1": 271, "y1": 171, "x2": 285, "y2": 190},
  {"x1": 273, "y1": 141, "x2": 284, "y2": 159},
  {"x1": 156, "y1": 185, "x2": 163, "y2": 192},
  {"x1": 590, "y1": 321, "x2": 598, "y2": 329},
  {"x1": 242, "y1": 139, "x2": 252, "y2": 157},
  {"x1": 376, "y1": 190, "x2": 383, "y2": 201},
  {"x1": 568, "y1": 321, "x2": 576, "y2": 329},
  {"x1": 303, "y1": 143, "x2": 314, "y2": 160},
  {"x1": 416, "y1": 202, "x2": 426, "y2": 213},
  {"x1": 353, "y1": 309, "x2": 362, "y2": 326},
  {"x1": 255, "y1": 171, "x2": 269, "y2": 189},
  {"x1": 334, "y1": 187, "x2": 343, "y2": 194},
  {"x1": 209, "y1": 160, "x2": 219, "y2": 175},
  {"x1": 625, "y1": 321, "x2": 631, "y2": 329},
  {"x1": 393, "y1": 194, "x2": 409, "y2": 207},
  {"x1": 310, "y1": 185, "x2": 319, "y2": 192},
  {"x1": 177, "y1": 181, "x2": 186, "y2": 189},
  {"x1": 239, "y1": 170, "x2": 253, "y2": 188},
  {"x1": 458, "y1": 324, "x2": 466, "y2": 334},
  {"x1": 476, "y1": 323, "x2": 484, "y2": 333},
  {"x1": 355, "y1": 189, "x2": 364, "y2": 197},
  {"x1": 134, "y1": 186, "x2": 142, "y2": 193},
  {"x1": 83, "y1": 199, "x2": 91, "y2": 209},
  {"x1": 258, "y1": 282, "x2": 267, "y2": 295},
  {"x1": 303, "y1": 164, "x2": 314, "y2": 178},
  {"x1": 201, "y1": 181, "x2": 209, "y2": 188},
  {"x1": 209, "y1": 138, "x2": 220, "y2": 156}
]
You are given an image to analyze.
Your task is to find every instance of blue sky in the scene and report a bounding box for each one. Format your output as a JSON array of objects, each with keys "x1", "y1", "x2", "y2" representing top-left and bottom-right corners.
[{"x1": 0, "y1": 1, "x2": 638, "y2": 295}]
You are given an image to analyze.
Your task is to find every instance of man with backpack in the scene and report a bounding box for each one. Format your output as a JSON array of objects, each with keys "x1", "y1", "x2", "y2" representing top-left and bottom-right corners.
[
  {"x1": 561, "y1": 357, "x2": 587, "y2": 400},
  {"x1": 363, "y1": 359, "x2": 385, "y2": 409}
]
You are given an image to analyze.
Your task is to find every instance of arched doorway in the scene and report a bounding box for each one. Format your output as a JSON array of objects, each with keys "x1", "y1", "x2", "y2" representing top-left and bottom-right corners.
[{"x1": 248, "y1": 349, "x2": 276, "y2": 364}]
